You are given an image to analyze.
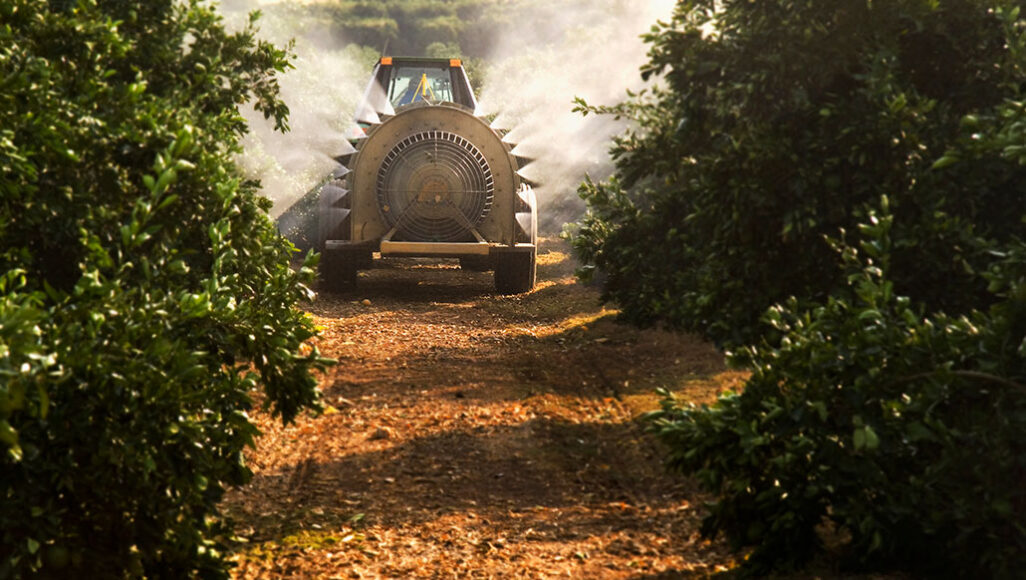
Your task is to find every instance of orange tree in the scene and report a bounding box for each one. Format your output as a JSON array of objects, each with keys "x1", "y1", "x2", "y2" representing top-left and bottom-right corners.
[
  {"x1": 572, "y1": 0, "x2": 1026, "y2": 576},
  {"x1": 649, "y1": 199, "x2": 1026, "y2": 576},
  {"x1": 0, "y1": 1, "x2": 327, "y2": 576},
  {"x1": 570, "y1": 0, "x2": 1026, "y2": 347}
]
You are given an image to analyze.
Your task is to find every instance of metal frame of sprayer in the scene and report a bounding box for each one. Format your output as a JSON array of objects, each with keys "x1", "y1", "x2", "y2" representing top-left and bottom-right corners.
[{"x1": 307, "y1": 56, "x2": 538, "y2": 294}]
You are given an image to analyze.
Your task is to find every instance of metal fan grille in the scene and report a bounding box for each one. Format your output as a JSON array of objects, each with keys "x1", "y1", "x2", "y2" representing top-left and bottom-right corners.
[{"x1": 377, "y1": 130, "x2": 494, "y2": 241}]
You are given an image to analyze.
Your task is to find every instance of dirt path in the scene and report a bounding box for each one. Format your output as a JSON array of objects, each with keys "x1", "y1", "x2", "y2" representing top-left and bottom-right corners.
[{"x1": 225, "y1": 238, "x2": 743, "y2": 578}]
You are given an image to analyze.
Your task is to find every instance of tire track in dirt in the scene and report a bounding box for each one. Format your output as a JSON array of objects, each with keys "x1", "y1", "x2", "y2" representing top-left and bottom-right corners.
[{"x1": 225, "y1": 238, "x2": 743, "y2": 578}]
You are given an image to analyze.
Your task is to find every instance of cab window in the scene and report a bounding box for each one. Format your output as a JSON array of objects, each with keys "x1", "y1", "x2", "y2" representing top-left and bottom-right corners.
[{"x1": 389, "y1": 66, "x2": 453, "y2": 107}]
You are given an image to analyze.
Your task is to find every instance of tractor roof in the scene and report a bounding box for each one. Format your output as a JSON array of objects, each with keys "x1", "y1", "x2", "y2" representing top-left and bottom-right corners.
[
  {"x1": 358, "y1": 56, "x2": 477, "y2": 114},
  {"x1": 378, "y1": 56, "x2": 464, "y2": 67}
]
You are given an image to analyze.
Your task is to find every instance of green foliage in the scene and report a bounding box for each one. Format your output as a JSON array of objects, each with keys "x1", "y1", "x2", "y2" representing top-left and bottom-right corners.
[
  {"x1": 263, "y1": 0, "x2": 602, "y2": 59},
  {"x1": 255, "y1": 1, "x2": 493, "y2": 84},
  {"x1": 0, "y1": 1, "x2": 328, "y2": 577},
  {"x1": 569, "y1": 0, "x2": 1026, "y2": 575},
  {"x1": 648, "y1": 201, "x2": 1026, "y2": 576},
  {"x1": 570, "y1": 0, "x2": 1026, "y2": 347},
  {"x1": 263, "y1": 0, "x2": 477, "y2": 56},
  {"x1": 342, "y1": 42, "x2": 386, "y2": 72}
]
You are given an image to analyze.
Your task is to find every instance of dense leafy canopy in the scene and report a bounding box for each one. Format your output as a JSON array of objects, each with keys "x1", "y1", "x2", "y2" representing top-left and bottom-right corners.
[
  {"x1": 0, "y1": 0, "x2": 326, "y2": 576},
  {"x1": 247, "y1": 0, "x2": 637, "y2": 85},
  {"x1": 571, "y1": 0, "x2": 1026, "y2": 575},
  {"x1": 245, "y1": 0, "x2": 591, "y2": 59},
  {"x1": 651, "y1": 203, "x2": 1026, "y2": 575},
  {"x1": 571, "y1": 0, "x2": 1026, "y2": 347}
]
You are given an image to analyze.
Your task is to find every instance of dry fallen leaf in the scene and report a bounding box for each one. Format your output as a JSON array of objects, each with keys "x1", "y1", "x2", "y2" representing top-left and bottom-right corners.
[{"x1": 223, "y1": 238, "x2": 738, "y2": 579}]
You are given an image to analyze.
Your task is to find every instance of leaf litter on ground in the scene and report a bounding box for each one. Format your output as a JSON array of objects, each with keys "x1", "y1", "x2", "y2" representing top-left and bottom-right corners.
[{"x1": 223, "y1": 238, "x2": 742, "y2": 578}]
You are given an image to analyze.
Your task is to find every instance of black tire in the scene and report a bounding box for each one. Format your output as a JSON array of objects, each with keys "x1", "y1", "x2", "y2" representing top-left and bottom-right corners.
[
  {"x1": 459, "y1": 255, "x2": 492, "y2": 271},
  {"x1": 321, "y1": 244, "x2": 362, "y2": 292},
  {"x1": 493, "y1": 248, "x2": 536, "y2": 294},
  {"x1": 359, "y1": 251, "x2": 375, "y2": 270}
]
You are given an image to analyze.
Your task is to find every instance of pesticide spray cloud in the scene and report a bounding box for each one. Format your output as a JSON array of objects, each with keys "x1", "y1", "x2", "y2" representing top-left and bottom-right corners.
[
  {"x1": 220, "y1": 0, "x2": 674, "y2": 229},
  {"x1": 219, "y1": 1, "x2": 367, "y2": 219},
  {"x1": 477, "y1": 0, "x2": 676, "y2": 229}
]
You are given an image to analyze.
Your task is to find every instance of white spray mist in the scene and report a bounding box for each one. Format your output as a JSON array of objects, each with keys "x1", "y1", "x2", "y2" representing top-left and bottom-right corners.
[
  {"x1": 477, "y1": 0, "x2": 676, "y2": 229},
  {"x1": 219, "y1": 2, "x2": 368, "y2": 219},
  {"x1": 220, "y1": 0, "x2": 675, "y2": 227}
]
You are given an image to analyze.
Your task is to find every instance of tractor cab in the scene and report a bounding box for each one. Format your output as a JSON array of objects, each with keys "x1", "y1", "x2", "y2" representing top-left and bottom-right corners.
[
  {"x1": 353, "y1": 57, "x2": 477, "y2": 132},
  {"x1": 390, "y1": 64, "x2": 454, "y2": 106}
]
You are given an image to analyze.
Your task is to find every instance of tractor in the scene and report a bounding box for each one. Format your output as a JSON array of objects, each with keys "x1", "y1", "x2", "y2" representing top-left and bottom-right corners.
[{"x1": 277, "y1": 57, "x2": 538, "y2": 294}]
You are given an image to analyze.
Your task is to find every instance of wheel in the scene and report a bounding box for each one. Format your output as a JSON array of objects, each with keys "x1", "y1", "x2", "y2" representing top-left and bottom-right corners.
[
  {"x1": 321, "y1": 248, "x2": 357, "y2": 291},
  {"x1": 459, "y1": 255, "x2": 492, "y2": 271},
  {"x1": 359, "y1": 251, "x2": 374, "y2": 270},
  {"x1": 493, "y1": 247, "x2": 536, "y2": 294},
  {"x1": 321, "y1": 242, "x2": 366, "y2": 292}
]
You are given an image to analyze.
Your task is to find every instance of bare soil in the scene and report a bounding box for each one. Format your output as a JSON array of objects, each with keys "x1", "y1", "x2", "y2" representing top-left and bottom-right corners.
[{"x1": 224, "y1": 237, "x2": 747, "y2": 578}]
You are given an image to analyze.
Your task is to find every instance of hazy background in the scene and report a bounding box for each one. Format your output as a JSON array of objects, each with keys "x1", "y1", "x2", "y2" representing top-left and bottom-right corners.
[
  {"x1": 221, "y1": 4, "x2": 370, "y2": 217},
  {"x1": 220, "y1": 0, "x2": 675, "y2": 229},
  {"x1": 476, "y1": 1, "x2": 675, "y2": 227}
]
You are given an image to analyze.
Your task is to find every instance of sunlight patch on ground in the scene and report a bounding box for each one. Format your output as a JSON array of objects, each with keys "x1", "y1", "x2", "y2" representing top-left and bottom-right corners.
[
  {"x1": 622, "y1": 370, "x2": 751, "y2": 416},
  {"x1": 226, "y1": 236, "x2": 737, "y2": 578},
  {"x1": 536, "y1": 249, "x2": 569, "y2": 267}
]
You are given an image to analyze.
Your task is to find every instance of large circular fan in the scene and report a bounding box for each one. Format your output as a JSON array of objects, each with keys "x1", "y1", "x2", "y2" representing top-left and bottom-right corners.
[{"x1": 376, "y1": 130, "x2": 494, "y2": 241}]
